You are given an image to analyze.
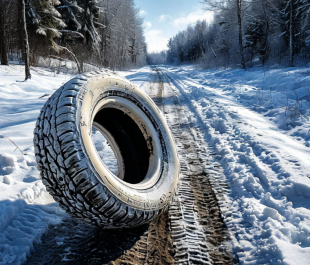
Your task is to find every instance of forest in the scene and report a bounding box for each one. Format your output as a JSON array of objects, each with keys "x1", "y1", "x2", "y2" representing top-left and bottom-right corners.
[
  {"x1": 149, "y1": 0, "x2": 310, "y2": 69},
  {"x1": 2, "y1": 0, "x2": 310, "y2": 74},
  {"x1": 0, "y1": 0, "x2": 147, "y2": 76},
  {"x1": 1, "y1": 1, "x2": 310, "y2": 264}
]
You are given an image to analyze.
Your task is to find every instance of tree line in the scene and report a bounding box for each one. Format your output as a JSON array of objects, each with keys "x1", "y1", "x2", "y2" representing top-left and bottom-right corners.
[
  {"x1": 0, "y1": 0, "x2": 147, "y2": 79},
  {"x1": 167, "y1": 0, "x2": 310, "y2": 69},
  {"x1": 147, "y1": 51, "x2": 167, "y2": 65}
]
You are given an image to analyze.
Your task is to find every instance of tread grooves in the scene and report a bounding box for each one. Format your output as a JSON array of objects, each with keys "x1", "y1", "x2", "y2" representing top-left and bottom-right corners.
[{"x1": 34, "y1": 70, "x2": 169, "y2": 230}]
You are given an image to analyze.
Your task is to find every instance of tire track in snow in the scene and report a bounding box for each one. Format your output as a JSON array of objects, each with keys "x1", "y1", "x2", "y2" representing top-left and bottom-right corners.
[
  {"x1": 20, "y1": 66, "x2": 232, "y2": 265},
  {"x1": 148, "y1": 67, "x2": 233, "y2": 264},
  {"x1": 163, "y1": 67, "x2": 310, "y2": 264}
]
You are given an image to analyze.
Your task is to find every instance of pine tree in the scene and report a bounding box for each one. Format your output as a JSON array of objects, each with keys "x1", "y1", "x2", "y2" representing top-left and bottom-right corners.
[
  {"x1": 57, "y1": 0, "x2": 84, "y2": 40},
  {"x1": 78, "y1": 0, "x2": 101, "y2": 50},
  {"x1": 27, "y1": 0, "x2": 67, "y2": 52},
  {"x1": 244, "y1": 15, "x2": 269, "y2": 66}
]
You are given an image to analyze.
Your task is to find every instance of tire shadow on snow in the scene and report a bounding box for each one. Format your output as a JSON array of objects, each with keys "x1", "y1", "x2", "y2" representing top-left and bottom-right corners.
[{"x1": 25, "y1": 217, "x2": 148, "y2": 265}]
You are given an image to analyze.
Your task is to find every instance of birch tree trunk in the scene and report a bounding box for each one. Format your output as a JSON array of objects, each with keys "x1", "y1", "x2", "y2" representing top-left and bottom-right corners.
[
  {"x1": 237, "y1": 0, "x2": 246, "y2": 70},
  {"x1": 21, "y1": 0, "x2": 31, "y2": 80}
]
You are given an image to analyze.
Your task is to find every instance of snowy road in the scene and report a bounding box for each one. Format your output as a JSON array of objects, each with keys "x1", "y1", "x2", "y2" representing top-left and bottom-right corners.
[
  {"x1": 19, "y1": 66, "x2": 233, "y2": 264},
  {"x1": 1, "y1": 64, "x2": 310, "y2": 264},
  {"x1": 147, "y1": 67, "x2": 233, "y2": 264},
  {"x1": 161, "y1": 66, "x2": 310, "y2": 265}
]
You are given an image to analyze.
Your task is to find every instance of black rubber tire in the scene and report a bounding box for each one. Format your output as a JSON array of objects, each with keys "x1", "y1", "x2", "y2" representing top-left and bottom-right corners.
[{"x1": 33, "y1": 70, "x2": 179, "y2": 228}]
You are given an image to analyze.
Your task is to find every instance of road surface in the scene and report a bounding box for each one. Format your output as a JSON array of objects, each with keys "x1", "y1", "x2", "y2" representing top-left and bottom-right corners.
[{"x1": 25, "y1": 67, "x2": 233, "y2": 265}]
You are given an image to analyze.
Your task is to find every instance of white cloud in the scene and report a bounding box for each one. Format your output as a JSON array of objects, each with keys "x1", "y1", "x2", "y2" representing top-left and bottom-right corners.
[
  {"x1": 143, "y1": 21, "x2": 152, "y2": 29},
  {"x1": 145, "y1": 30, "x2": 169, "y2": 52},
  {"x1": 158, "y1": 14, "x2": 172, "y2": 22},
  {"x1": 139, "y1": 10, "x2": 147, "y2": 16},
  {"x1": 172, "y1": 10, "x2": 213, "y2": 29}
]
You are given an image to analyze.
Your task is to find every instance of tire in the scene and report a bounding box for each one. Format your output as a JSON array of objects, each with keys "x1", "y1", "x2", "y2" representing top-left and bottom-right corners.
[{"x1": 33, "y1": 70, "x2": 179, "y2": 228}]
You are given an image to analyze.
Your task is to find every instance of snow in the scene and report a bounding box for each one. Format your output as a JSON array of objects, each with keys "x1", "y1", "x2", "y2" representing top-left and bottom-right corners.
[
  {"x1": 0, "y1": 65, "x2": 75, "y2": 264},
  {"x1": 92, "y1": 127, "x2": 118, "y2": 176},
  {"x1": 1, "y1": 63, "x2": 310, "y2": 264},
  {"x1": 162, "y1": 65, "x2": 310, "y2": 265},
  {"x1": 0, "y1": 65, "x2": 122, "y2": 264}
]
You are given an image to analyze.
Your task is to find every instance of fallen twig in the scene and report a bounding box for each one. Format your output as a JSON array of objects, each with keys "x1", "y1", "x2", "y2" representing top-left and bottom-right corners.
[{"x1": 0, "y1": 135, "x2": 27, "y2": 156}]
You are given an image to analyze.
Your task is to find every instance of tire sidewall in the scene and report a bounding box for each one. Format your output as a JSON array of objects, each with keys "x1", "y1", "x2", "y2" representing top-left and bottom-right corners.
[{"x1": 76, "y1": 72, "x2": 179, "y2": 211}]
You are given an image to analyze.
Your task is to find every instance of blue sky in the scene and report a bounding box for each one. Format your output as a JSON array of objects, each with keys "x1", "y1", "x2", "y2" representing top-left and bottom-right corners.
[{"x1": 134, "y1": 0, "x2": 213, "y2": 52}]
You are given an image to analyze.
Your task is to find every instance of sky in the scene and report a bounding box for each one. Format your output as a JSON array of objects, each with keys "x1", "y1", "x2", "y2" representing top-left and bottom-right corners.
[{"x1": 134, "y1": 0, "x2": 213, "y2": 53}]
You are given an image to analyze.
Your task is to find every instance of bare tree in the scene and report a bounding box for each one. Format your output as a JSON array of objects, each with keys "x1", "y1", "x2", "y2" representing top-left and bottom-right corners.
[
  {"x1": 203, "y1": 0, "x2": 248, "y2": 70},
  {"x1": 21, "y1": 0, "x2": 31, "y2": 80},
  {"x1": 236, "y1": 0, "x2": 246, "y2": 70},
  {"x1": 0, "y1": 0, "x2": 147, "y2": 70},
  {"x1": 96, "y1": 0, "x2": 146, "y2": 69}
]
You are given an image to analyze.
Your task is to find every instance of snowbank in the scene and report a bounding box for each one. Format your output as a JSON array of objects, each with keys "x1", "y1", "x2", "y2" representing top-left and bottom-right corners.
[
  {"x1": 163, "y1": 65, "x2": 310, "y2": 265},
  {"x1": 0, "y1": 65, "x2": 75, "y2": 264},
  {"x1": 0, "y1": 65, "x2": 133, "y2": 264}
]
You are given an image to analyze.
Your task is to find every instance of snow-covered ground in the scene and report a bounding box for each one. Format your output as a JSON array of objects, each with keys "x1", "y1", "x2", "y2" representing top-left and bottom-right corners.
[
  {"x1": 162, "y1": 65, "x2": 310, "y2": 264},
  {"x1": 0, "y1": 65, "x2": 141, "y2": 264},
  {"x1": 0, "y1": 65, "x2": 72, "y2": 264},
  {"x1": 0, "y1": 63, "x2": 310, "y2": 264}
]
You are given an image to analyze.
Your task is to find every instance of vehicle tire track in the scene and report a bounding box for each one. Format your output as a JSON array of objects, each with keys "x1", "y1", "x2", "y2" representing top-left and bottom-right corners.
[
  {"x1": 149, "y1": 67, "x2": 233, "y2": 265},
  {"x1": 109, "y1": 211, "x2": 175, "y2": 265},
  {"x1": 25, "y1": 67, "x2": 232, "y2": 265}
]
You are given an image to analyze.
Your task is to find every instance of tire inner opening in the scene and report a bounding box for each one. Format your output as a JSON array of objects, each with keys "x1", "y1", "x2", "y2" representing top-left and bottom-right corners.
[{"x1": 93, "y1": 108, "x2": 150, "y2": 184}]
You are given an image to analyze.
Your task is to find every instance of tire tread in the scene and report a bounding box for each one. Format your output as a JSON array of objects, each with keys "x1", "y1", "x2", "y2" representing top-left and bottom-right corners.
[{"x1": 34, "y1": 71, "x2": 167, "y2": 228}]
